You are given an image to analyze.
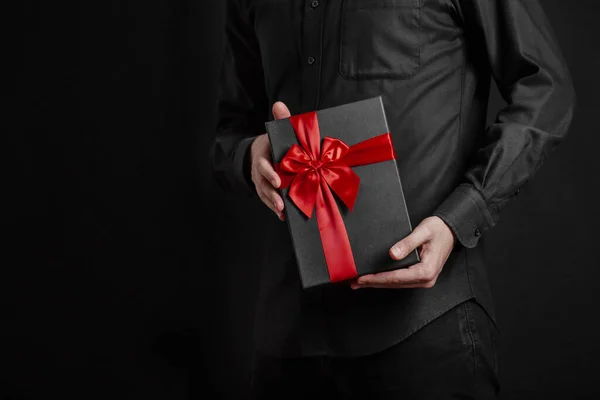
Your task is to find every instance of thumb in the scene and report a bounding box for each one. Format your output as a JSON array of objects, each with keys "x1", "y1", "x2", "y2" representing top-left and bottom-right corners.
[
  {"x1": 389, "y1": 225, "x2": 430, "y2": 260},
  {"x1": 272, "y1": 101, "x2": 291, "y2": 120}
]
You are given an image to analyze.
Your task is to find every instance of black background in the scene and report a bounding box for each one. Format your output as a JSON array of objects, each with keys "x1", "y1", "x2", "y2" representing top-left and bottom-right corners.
[{"x1": 5, "y1": 1, "x2": 600, "y2": 399}]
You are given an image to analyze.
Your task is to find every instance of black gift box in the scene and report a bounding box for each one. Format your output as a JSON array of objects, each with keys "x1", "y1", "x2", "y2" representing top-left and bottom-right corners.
[{"x1": 266, "y1": 96, "x2": 419, "y2": 289}]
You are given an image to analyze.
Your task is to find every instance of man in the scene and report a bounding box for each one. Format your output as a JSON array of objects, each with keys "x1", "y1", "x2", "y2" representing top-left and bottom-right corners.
[{"x1": 210, "y1": 0, "x2": 575, "y2": 398}]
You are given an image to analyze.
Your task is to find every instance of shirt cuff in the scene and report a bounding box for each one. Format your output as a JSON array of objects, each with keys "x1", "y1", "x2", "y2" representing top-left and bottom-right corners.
[
  {"x1": 432, "y1": 183, "x2": 496, "y2": 248},
  {"x1": 233, "y1": 135, "x2": 259, "y2": 197}
]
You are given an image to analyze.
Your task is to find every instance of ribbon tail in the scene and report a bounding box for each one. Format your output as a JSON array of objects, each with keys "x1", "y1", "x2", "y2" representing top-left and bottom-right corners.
[
  {"x1": 288, "y1": 169, "x2": 320, "y2": 218},
  {"x1": 320, "y1": 164, "x2": 360, "y2": 211},
  {"x1": 315, "y1": 179, "x2": 358, "y2": 282},
  {"x1": 342, "y1": 133, "x2": 396, "y2": 167}
]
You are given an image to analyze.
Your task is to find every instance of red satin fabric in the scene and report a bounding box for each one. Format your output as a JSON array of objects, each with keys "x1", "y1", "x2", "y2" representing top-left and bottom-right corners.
[{"x1": 275, "y1": 111, "x2": 396, "y2": 282}]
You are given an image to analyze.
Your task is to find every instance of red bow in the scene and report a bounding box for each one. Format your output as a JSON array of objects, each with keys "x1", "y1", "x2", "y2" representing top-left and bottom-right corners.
[{"x1": 276, "y1": 111, "x2": 396, "y2": 283}]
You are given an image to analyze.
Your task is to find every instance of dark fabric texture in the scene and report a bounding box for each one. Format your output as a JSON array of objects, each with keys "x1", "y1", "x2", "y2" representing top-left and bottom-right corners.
[
  {"x1": 250, "y1": 299, "x2": 500, "y2": 400},
  {"x1": 209, "y1": 0, "x2": 575, "y2": 357}
]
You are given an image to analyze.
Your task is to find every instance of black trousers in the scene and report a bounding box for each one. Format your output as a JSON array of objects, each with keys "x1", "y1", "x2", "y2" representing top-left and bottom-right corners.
[{"x1": 250, "y1": 299, "x2": 500, "y2": 399}]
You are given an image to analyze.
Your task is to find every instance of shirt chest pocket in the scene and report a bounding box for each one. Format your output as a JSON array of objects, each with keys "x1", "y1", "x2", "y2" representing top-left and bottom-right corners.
[{"x1": 339, "y1": 0, "x2": 422, "y2": 80}]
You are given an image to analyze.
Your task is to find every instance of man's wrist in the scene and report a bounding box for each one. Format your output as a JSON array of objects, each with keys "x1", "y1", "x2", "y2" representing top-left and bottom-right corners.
[{"x1": 432, "y1": 215, "x2": 457, "y2": 248}]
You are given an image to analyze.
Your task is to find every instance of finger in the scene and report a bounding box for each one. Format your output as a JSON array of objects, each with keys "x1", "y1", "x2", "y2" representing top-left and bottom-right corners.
[
  {"x1": 257, "y1": 158, "x2": 281, "y2": 188},
  {"x1": 259, "y1": 178, "x2": 284, "y2": 212},
  {"x1": 389, "y1": 225, "x2": 432, "y2": 260},
  {"x1": 354, "y1": 245, "x2": 437, "y2": 288},
  {"x1": 272, "y1": 102, "x2": 291, "y2": 120},
  {"x1": 351, "y1": 280, "x2": 435, "y2": 289},
  {"x1": 257, "y1": 189, "x2": 279, "y2": 215},
  {"x1": 352, "y1": 281, "x2": 436, "y2": 290},
  {"x1": 257, "y1": 181, "x2": 285, "y2": 219},
  {"x1": 356, "y1": 263, "x2": 437, "y2": 286}
]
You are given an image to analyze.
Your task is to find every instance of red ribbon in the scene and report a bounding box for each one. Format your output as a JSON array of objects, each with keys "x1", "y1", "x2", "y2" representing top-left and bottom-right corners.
[{"x1": 275, "y1": 111, "x2": 396, "y2": 283}]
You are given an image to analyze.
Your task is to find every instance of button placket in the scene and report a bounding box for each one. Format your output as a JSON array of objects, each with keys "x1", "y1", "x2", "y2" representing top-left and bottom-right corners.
[{"x1": 300, "y1": 0, "x2": 325, "y2": 110}]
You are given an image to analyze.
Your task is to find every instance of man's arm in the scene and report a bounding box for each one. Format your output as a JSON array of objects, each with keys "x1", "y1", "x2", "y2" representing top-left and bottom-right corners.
[
  {"x1": 209, "y1": 0, "x2": 268, "y2": 196},
  {"x1": 433, "y1": 0, "x2": 576, "y2": 248},
  {"x1": 354, "y1": 0, "x2": 575, "y2": 289}
]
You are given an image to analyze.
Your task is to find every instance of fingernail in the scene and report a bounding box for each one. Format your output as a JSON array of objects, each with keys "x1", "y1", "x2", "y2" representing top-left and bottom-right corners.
[{"x1": 391, "y1": 246, "x2": 402, "y2": 259}]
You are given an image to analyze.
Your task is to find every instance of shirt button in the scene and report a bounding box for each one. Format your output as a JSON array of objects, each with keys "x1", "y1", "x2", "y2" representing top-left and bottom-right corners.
[
  {"x1": 307, "y1": 56, "x2": 316, "y2": 65},
  {"x1": 474, "y1": 228, "x2": 481, "y2": 237},
  {"x1": 515, "y1": 188, "x2": 521, "y2": 196},
  {"x1": 311, "y1": 0, "x2": 320, "y2": 8}
]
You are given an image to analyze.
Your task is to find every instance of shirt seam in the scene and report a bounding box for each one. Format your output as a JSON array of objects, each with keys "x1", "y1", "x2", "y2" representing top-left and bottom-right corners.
[{"x1": 463, "y1": 301, "x2": 479, "y2": 380}]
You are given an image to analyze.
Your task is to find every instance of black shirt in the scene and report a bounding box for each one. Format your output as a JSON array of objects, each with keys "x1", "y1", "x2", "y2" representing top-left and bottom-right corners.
[{"x1": 209, "y1": 0, "x2": 575, "y2": 357}]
